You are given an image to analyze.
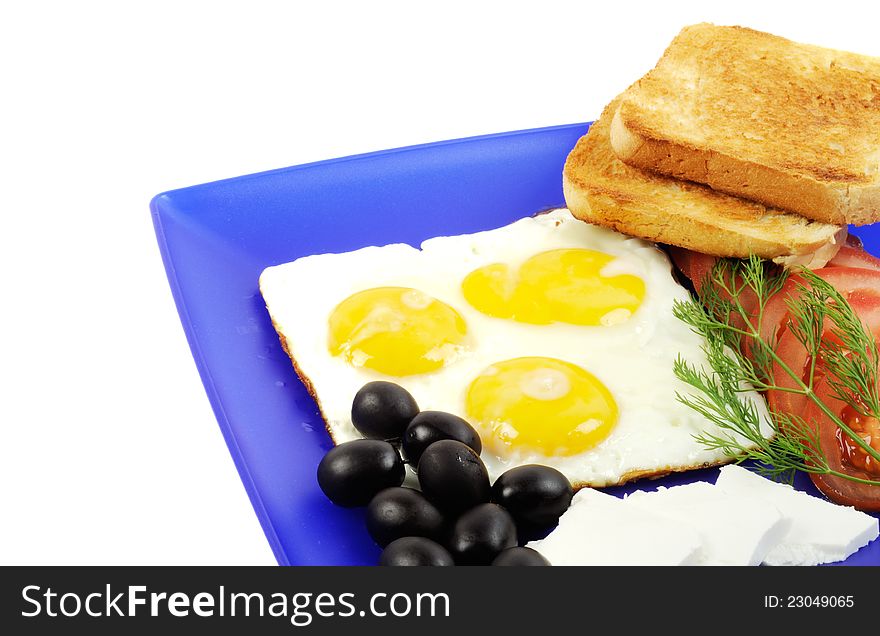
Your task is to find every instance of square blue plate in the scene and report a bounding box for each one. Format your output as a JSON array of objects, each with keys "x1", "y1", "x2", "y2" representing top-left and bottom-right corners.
[{"x1": 151, "y1": 122, "x2": 879, "y2": 566}]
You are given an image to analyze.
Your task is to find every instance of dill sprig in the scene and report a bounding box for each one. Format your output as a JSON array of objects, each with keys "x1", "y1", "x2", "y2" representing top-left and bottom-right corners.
[{"x1": 672, "y1": 255, "x2": 880, "y2": 486}]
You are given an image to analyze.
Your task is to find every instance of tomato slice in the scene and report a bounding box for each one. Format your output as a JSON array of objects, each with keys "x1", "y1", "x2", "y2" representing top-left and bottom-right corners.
[
  {"x1": 763, "y1": 267, "x2": 880, "y2": 342},
  {"x1": 667, "y1": 247, "x2": 760, "y2": 332},
  {"x1": 758, "y1": 278, "x2": 797, "y2": 345},
  {"x1": 767, "y1": 267, "x2": 880, "y2": 510},
  {"x1": 670, "y1": 245, "x2": 880, "y2": 509},
  {"x1": 667, "y1": 246, "x2": 709, "y2": 292},
  {"x1": 670, "y1": 243, "x2": 880, "y2": 342},
  {"x1": 802, "y1": 376, "x2": 880, "y2": 511},
  {"x1": 767, "y1": 268, "x2": 880, "y2": 411},
  {"x1": 826, "y1": 235, "x2": 880, "y2": 271},
  {"x1": 766, "y1": 327, "x2": 811, "y2": 422}
]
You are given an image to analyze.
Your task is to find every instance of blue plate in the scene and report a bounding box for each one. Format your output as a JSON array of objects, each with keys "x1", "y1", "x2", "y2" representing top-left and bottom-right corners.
[{"x1": 151, "y1": 122, "x2": 879, "y2": 566}]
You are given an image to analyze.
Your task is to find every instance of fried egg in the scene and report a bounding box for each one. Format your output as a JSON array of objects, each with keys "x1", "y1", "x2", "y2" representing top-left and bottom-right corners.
[{"x1": 259, "y1": 209, "x2": 770, "y2": 486}]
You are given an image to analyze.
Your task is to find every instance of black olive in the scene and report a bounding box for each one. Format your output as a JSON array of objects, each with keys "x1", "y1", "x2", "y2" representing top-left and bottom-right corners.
[
  {"x1": 491, "y1": 546, "x2": 551, "y2": 566},
  {"x1": 366, "y1": 487, "x2": 447, "y2": 547},
  {"x1": 448, "y1": 503, "x2": 517, "y2": 565},
  {"x1": 491, "y1": 464, "x2": 573, "y2": 529},
  {"x1": 351, "y1": 381, "x2": 419, "y2": 440},
  {"x1": 316, "y1": 440, "x2": 404, "y2": 507},
  {"x1": 402, "y1": 411, "x2": 482, "y2": 465},
  {"x1": 417, "y1": 440, "x2": 490, "y2": 514},
  {"x1": 379, "y1": 537, "x2": 455, "y2": 566}
]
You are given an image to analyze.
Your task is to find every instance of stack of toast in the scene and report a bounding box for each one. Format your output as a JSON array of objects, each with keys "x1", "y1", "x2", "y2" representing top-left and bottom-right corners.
[{"x1": 563, "y1": 23, "x2": 880, "y2": 267}]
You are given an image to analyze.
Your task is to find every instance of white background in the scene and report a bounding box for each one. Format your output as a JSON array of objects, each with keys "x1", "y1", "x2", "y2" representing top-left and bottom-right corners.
[{"x1": 2, "y1": 1, "x2": 878, "y2": 564}]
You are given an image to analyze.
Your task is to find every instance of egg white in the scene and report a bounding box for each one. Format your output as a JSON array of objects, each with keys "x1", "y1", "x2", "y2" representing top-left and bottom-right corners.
[{"x1": 259, "y1": 209, "x2": 771, "y2": 486}]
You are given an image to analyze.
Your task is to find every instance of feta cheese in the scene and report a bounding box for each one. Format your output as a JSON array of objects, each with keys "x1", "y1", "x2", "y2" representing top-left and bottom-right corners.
[
  {"x1": 715, "y1": 464, "x2": 879, "y2": 566},
  {"x1": 526, "y1": 488, "x2": 703, "y2": 566},
  {"x1": 624, "y1": 481, "x2": 790, "y2": 565}
]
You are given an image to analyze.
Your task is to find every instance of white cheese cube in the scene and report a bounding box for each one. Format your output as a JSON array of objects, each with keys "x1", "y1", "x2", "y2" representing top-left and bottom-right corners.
[
  {"x1": 526, "y1": 488, "x2": 703, "y2": 566},
  {"x1": 624, "y1": 481, "x2": 789, "y2": 565},
  {"x1": 715, "y1": 464, "x2": 879, "y2": 566}
]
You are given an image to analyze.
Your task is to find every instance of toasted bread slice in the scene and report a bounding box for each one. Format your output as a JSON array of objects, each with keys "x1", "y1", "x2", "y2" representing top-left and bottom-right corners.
[
  {"x1": 610, "y1": 23, "x2": 880, "y2": 226},
  {"x1": 564, "y1": 98, "x2": 847, "y2": 267}
]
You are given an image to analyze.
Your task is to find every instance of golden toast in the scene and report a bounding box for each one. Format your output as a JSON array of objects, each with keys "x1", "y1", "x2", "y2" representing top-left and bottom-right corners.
[
  {"x1": 564, "y1": 98, "x2": 847, "y2": 266},
  {"x1": 610, "y1": 23, "x2": 880, "y2": 226}
]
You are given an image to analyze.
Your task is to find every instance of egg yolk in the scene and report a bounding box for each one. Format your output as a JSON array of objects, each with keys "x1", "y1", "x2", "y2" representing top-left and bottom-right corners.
[
  {"x1": 461, "y1": 249, "x2": 645, "y2": 326},
  {"x1": 466, "y1": 357, "x2": 618, "y2": 456},
  {"x1": 328, "y1": 286, "x2": 468, "y2": 376}
]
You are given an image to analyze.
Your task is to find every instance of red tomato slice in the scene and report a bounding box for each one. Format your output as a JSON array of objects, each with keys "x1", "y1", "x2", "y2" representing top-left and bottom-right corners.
[
  {"x1": 767, "y1": 322, "x2": 825, "y2": 428},
  {"x1": 762, "y1": 267, "x2": 880, "y2": 344},
  {"x1": 766, "y1": 267, "x2": 880, "y2": 509},
  {"x1": 826, "y1": 235, "x2": 880, "y2": 271},
  {"x1": 768, "y1": 268, "x2": 880, "y2": 407},
  {"x1": 667, "y1": 246, "x2": 708, "y2": 291},
  {"x1": 671, "y1": 246, "x2": 880, "y2": 508},
  {"x1": 802, "y1": 376, "x2": 880, "y2": 511},
  {"x1": 667, "y1": 247, "x2": 760, "y2": 332},
  {"x1": 758, "y1": 277, "x2": 798, "y2": 345}
]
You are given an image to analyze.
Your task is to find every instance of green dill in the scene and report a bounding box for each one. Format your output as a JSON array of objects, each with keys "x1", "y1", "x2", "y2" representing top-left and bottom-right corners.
[{"x1": 672, "y1": 255, "x2": 880, "y2": 486}]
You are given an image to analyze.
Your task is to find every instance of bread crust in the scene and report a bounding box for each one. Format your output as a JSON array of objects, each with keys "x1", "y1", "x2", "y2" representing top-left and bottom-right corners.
[
  {"x1": 610, "y1": 23, "x2": 880, "y2": 226},
  {"x1": 565, "y1": 98, "x2": 847, "y2": 263}
]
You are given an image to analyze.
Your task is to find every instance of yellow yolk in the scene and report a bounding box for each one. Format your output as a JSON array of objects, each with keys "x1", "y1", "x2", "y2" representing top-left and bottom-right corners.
[
  {"x1": 328, "y1": 287, "x2": 468, "y2": 376},
  {"x1": 466, "y1": 357, "x2": 618, "y2": 457},
  {"x1": 461, "y1": 249, "x2": 645, "y2": 326}
]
